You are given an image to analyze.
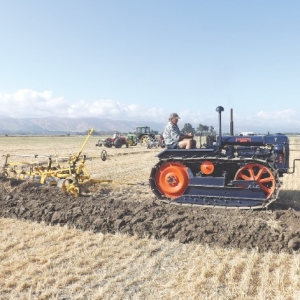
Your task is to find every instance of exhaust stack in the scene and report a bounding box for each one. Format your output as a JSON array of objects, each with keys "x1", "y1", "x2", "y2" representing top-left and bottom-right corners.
[
  {"x1": 230, "y1": 108, "x2": 234, "y2": 135},
  {"x1": 216, "y1": 106, "x2": 224, "y2": 138}
]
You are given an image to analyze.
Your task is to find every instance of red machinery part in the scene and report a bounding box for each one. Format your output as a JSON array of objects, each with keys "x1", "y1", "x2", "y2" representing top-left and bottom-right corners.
[
  {"x1": 155, "y1": 162, "x2": 189, "y2": 199},
  {"x1": 234, "y1": 163, "x2": 276, "y2": 199},
  {"x1": 200, "y1": 160, "x2": 215, "y2": 175}
]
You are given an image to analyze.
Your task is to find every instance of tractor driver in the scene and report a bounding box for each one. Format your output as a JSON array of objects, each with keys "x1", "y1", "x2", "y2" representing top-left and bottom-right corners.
[{"x1": 163, "y1": 113, "x2": 196, "y2": 149}]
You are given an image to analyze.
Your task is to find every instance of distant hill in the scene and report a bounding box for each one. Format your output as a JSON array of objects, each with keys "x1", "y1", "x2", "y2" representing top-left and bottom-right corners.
[{"x1": 0, "y1": 117, "x2": 166, "y2": 135}]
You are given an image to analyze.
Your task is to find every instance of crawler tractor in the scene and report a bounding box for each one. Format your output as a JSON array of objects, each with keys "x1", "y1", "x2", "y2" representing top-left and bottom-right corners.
[{"x1": 150, "y1": 106, "x2": 299, "y2": 209}]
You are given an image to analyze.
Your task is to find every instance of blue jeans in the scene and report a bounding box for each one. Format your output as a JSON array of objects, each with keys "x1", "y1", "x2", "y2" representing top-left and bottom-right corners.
[{"x1": 167, "y1": 142, "x2": 179, "y2": 149}]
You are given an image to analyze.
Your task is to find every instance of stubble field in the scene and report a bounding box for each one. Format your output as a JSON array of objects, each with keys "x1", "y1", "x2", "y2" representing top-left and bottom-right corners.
[{"x1": 1, "y1": 135, "x2": 300, "y2": 299}]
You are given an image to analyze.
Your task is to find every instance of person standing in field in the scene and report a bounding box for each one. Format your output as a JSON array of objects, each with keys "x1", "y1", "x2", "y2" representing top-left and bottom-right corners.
[{"x1": 163, "y1": 113, "x2": 196, "y2": 149}]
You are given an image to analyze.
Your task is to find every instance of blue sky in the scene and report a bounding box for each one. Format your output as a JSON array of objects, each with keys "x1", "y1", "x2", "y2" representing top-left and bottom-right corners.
[{"x1": 0, "y1": 0, "x2": 299, "y2": 133}]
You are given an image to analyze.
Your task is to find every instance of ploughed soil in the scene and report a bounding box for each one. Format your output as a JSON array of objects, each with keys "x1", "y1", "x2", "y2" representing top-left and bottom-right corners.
[{"x1": 1, "y1": 176, "x2": 300, "y2": 254}]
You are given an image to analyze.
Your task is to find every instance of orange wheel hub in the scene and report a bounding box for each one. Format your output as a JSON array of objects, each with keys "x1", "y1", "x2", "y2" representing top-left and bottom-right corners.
[
  {"x1": 155, "y1": 162, "x2": 189, "y2": 199},
  {"x1": 234, "y1": 163, "x2": 276, "y2": 199},
  {"x1": 201, "y1": 160, "x2": 214, "y2": 175}
]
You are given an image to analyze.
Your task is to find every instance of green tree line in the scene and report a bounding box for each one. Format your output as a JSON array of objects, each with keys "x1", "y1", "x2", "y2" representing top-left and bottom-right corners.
[{"x1": 181, "y1": 123, "x2": 215, "y2": 135}]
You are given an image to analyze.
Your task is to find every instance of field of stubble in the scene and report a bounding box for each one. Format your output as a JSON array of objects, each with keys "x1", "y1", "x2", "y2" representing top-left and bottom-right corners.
[{"x1": 1, "y1": 135, "x2": 300, "y2": 300}]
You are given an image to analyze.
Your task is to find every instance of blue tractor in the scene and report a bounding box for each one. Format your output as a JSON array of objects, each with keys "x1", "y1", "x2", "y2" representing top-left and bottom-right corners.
[{"x1": 150, "y1": 106, "x2": 297, "y2": 209}]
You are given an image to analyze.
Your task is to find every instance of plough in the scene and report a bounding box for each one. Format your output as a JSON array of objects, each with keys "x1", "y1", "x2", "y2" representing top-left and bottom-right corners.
[{"x1": 1, "y1": 128, "x2": 111, "y2": 197}]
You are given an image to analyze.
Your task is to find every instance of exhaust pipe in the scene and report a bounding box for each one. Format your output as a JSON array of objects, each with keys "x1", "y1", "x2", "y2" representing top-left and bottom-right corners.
[
  {"x1": 230, "y1": 108, "x2": 234, "y2": 136},
  {"x1": 216, "y1": 106, "x2": 224, "y2": 138},
  {"x1": 216, "y1": 106, "x2": 224, "y2": 148}
]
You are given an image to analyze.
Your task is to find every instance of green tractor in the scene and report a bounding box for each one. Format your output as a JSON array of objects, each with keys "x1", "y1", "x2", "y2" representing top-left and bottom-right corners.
[
  {"x1": 127, "y1": 126, "x2": 156, "y2": 146},
  {"x1": 126, "y1": 133, "x2": 138, "y2": 146}
]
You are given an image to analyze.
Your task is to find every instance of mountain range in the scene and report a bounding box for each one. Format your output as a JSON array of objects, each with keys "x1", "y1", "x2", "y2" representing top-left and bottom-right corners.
[{"x1": 0, "y1": 117, "x2": 166, "y2": 134}]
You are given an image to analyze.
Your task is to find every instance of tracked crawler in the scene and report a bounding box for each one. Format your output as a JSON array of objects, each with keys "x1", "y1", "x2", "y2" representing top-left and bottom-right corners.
[{"x1": 150, "y1": 106, "x2": 297, "y2": 209}]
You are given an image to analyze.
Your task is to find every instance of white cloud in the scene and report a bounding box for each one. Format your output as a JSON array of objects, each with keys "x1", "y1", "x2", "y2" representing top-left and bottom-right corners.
[
  {"x1": 226, "y1": 110, "x2": 300, "y2": 133},
  {"x1": 0, "y1": 89, "x2": 67, "y2": 118},
  {"x1": 0, "y1": 89, "x2": 167, "y2": 122},
  {"x1": 0, "y1": 89, "x2": 299, "y2": 132},
  {"x1": 256, "y1": 109, "x2": 296, "y2": 120}
]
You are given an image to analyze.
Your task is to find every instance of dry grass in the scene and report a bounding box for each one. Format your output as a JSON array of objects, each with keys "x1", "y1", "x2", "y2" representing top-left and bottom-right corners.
[
  {"x1": 277, "y1": 137, "x2": 300, "y2": 208},
  {"x1": 0, "y1": 135, "x2": 161, "y2": 184},
  {"x1": 2, "y1": 218, "x2": 300, "y2": 300},
  {"x1": 1, "y1": 135, "x2": 300, "y2": 299}
]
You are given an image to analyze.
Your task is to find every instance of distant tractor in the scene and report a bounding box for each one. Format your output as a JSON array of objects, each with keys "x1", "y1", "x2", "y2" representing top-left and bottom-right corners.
[
  {"x1": 96, "y1": 132, "x2": 129, "y2": 148},
  {"x1": 126, "y1": 126, "x2": 157, "y2": 146},
  {"x1": 126, "y1": 133, "x2": 138, "y2": 146},
  {"x1": 136, "y1": 126, "x2": 155, "y2": 145}
]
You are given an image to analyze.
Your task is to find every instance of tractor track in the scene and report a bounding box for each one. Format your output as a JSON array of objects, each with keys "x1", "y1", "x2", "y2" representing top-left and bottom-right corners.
[{"x1": 149, "y1": 156, "x2": 282, "y2": 210}]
